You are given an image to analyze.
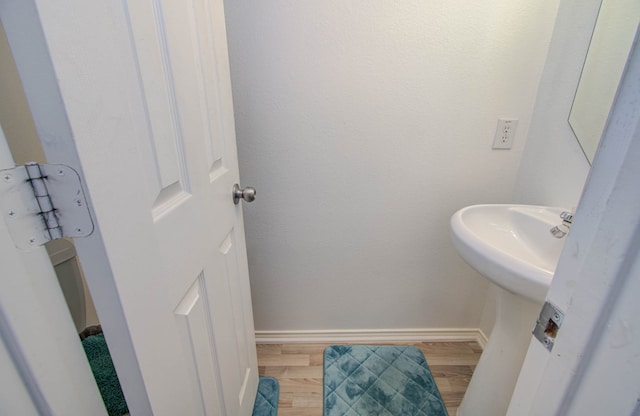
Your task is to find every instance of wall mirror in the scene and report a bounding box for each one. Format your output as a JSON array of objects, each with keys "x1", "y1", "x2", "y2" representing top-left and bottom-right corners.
[{"x1": 568, "y1": 0, "x2": 640, "y2": 163}]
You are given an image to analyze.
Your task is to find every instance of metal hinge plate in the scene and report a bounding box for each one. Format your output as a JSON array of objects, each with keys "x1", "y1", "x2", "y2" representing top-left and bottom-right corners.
[
  {"x1": 0, "y1": 163, "x2": 94, "y2": 250},
  {"x1": 533, "y1": 301, "x2": 564, "y2": 351}
]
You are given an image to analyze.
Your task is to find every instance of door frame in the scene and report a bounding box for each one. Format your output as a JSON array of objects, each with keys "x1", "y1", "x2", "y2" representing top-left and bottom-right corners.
[
  {"x1": 508, "y1": 29, "x2": 640, "y2": 415},
  {"x1": 1, "y1": 1, "x2": 153, "y2": 413},
  {"x1": 0, "y1": 124, "x2": 108, "y2": 415}
]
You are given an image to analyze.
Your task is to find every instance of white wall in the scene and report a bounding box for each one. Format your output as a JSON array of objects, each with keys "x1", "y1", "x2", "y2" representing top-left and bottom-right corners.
[
  {"x1": 224, "y1": 0, "x2": 560, "y2": 331},
  {"x1": 513, "y1": 0, "x2": 600, "y2": 208}
]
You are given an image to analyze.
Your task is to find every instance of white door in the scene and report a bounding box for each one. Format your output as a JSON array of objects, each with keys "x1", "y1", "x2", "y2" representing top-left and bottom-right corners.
[{"x1": 1, "y1": 0, "x2": 258, "y2": 415}]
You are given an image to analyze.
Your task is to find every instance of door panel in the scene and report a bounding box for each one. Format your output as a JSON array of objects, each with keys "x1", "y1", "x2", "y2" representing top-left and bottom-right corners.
[
  {"x1": 127, "y1": 1, "x2": 188, "y2": 195},
  {"x1": 217, "y1": 229, "x2": 254, "y2": 407},
  {"x1": 174, "y1": 273, "x2": 224, "y2": 416}
]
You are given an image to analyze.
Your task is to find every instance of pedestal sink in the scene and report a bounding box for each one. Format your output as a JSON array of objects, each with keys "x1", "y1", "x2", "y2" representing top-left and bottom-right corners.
[{"x1": 450, "y1": 204, "x2": 568, "y2": 416}]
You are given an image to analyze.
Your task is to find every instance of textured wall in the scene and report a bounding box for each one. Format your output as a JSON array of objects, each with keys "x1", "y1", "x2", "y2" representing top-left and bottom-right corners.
[
  {"x1": 224, "y1": 0, "x2": 560, "y2": 331},
  {"x1": 513, "y1": 0, "x2": 599, "y2": 208}
]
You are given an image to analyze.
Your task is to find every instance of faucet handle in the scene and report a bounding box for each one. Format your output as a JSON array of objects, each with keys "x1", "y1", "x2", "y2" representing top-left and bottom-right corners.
[
  {"x1": 560, "y1": 211, "x2": 573, "y2": 224},
  {"x1": 550, "y1": 225, "x2": 569, "y2": 238}
]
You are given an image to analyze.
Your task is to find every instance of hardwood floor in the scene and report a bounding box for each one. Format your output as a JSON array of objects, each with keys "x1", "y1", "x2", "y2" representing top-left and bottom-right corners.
[{"x1": 256, "y1": 341, "x2": 482, "y2": 416}]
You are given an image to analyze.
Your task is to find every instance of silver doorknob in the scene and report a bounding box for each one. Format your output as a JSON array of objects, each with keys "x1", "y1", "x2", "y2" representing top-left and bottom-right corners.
[{"x1": 233, "y1": 184, "x2": 256, "y2": 204}]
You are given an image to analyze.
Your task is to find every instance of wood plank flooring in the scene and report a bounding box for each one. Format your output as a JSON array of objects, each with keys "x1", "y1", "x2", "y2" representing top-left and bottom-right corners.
[{"x1": 257, "y1": 341, "x2": 482, "y2": 416}]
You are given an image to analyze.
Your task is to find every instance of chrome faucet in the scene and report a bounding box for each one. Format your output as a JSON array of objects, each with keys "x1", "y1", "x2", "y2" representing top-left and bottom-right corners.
[{"x1": 550, "y1": 211, "x2": 573, "y2": 238}]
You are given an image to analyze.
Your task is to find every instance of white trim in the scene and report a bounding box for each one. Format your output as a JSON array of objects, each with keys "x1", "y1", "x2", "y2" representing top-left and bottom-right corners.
[{"x1": 255, "y1": 328, "x2": 487, "y2": 349}]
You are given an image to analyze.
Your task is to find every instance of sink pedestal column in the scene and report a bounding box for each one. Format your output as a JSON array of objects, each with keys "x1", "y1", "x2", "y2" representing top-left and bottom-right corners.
[{"x1": 458, "y1": 287, "x2": 541, "y2": 416}]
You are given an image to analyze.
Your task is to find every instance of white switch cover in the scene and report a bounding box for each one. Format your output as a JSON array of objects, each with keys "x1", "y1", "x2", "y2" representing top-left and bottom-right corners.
[{"x1": 492, "y1": 118, "x2": 518, "y2": 149}]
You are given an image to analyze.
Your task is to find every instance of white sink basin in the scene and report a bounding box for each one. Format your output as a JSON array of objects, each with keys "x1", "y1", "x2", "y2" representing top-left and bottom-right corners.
[{"x1": 451, "y1": 204, "x2": 567, "y2": 304}]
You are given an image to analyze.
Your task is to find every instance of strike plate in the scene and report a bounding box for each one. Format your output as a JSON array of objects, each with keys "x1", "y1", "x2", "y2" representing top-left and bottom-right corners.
[{"x1": 533, "y1": 301, "x2": 564, "y2": 351}]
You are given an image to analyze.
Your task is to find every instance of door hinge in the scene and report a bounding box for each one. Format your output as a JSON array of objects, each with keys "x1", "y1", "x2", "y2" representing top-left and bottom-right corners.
[
  {"x1": 533, "y1": 301, "x2": 564, "y2": 352},
  {"x1": 0, "y1": 162, "x2": 94, "y2": 250}
]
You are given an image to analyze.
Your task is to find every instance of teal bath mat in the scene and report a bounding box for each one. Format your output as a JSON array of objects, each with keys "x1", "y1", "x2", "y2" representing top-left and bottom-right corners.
[
  {"x1": 252, "y1": 376, "x2": 280, "y2": 416},
  {"x1": 324, "y1": 345, "x2": 448, "y2": 416},
  {"x1": 81, "y1": 333, "x2": 128, "y2": 416}
]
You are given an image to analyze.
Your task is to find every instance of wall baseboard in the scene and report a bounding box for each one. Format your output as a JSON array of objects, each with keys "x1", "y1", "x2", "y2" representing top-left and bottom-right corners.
[{"x1": 255, "y1": 328, "x2": 488, "y2": 349}]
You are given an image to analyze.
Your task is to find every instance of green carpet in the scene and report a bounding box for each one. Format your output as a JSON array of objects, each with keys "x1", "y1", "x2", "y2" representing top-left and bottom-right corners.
[
  {"x1": 82, "y1": 331, "x2": 281, "y2": 416},
  {"x1": 324, "y1": 345, "x2": 448, "y2": 416},
  {"x1": 81, "y1": 333, "x2": 129, "y2": 416}
]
